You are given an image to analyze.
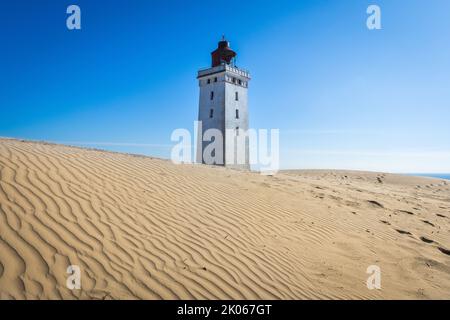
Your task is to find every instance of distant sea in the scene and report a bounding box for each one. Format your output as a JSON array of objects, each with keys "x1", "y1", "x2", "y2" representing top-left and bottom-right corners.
[{"x1": 409, "y1": 173, "x2": 450, "y2": 180}]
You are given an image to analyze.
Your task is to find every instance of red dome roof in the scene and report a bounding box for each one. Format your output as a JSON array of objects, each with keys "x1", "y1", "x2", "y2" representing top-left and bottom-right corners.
[{"x1": 211, "y1": 39, "x2": 236, "y2": 67}]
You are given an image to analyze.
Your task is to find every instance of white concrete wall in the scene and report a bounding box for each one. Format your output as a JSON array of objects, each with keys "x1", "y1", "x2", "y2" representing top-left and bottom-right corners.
[
  {"x1": 224, "y1": 80, "x2": 249, "y2": 169},
  {"x1": 197, "y1": 67, "x2": 250, "y2": 169}
]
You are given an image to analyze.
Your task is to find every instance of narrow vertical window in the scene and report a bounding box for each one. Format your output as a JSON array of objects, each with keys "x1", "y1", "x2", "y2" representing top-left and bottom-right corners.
[
  {"x1": 214, "y1": 77, "x2": 218, "y2": 82},
  {"x1": 210, "y1": 91, "x2": 214, "y2": 100},
  {"x1": 235, "y1": 109, "x2": 239, "y2": 119},
  {"x1": 235, "y1": 92, "x2": 239, "y2": 101},
  {"x1": 236, "y1": 127, "x2": 239, "y2": 135},
  {"x1": 207, "y1": 79, "x2": 211, "y2": 84},
  {"x1": 210, "y1": 109, "x2": 214, "y2": 118}
]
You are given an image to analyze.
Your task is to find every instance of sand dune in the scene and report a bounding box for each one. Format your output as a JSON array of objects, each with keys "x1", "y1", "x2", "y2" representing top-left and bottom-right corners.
[{"x1": 0, "y1": 138, "x2": 449, "y2": 299}]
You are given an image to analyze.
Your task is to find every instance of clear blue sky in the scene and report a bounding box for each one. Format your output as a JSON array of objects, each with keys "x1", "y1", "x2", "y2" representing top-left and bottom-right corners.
[{"x1": 1, "y1": 0, "x2": 449, "y2": 173}]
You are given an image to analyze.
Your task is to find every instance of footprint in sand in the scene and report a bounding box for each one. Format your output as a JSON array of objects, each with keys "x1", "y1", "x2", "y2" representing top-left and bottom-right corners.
[
  {"x1": 395, "y1": 229, "x2": 412, "y2": 236},
  {"x1": 438, "y1": 247, "x2": 450, "y2": 256},
  {"x1": 396, "y1": 210, "x2": 415, "y2": 216},
  {"x1": 420, "y1": 236, "x2": 435, "y2": 244},
  {"x1": 421, "y1": 220, "x2": 435, "y2": 227},
  {"x1": 367, "y1": 200, "x2": 384, "y2": 208}
]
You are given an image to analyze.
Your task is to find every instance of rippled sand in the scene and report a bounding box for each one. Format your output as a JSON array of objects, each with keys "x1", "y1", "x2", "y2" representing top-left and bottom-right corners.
[{"x1": 0, "y1": 138, "x2": 449, "y2": 299}]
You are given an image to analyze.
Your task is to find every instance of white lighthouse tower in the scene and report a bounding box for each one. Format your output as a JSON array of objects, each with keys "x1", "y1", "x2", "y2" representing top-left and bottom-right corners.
[{"x1": 196, "y1": 38, "x2": 250, "y2": 169}]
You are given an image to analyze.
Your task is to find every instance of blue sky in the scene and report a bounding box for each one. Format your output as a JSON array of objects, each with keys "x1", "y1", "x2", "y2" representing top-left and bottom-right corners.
[{"x1": 1, "y1": 0, "x2": 449, "y2": 173}]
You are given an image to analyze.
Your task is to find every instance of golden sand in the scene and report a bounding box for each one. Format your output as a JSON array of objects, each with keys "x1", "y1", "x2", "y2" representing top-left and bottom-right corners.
[{"x1": 0, "y1": 138, "x2": 449, "y2": 299}]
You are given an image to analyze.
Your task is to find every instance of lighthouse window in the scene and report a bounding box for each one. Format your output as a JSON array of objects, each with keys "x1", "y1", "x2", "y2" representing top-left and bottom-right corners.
[
  {"x1": 207, "y1": 79, "x2": 211, "y2": 84},
  {"x1": 210, "y1": 91, "x2": 214, "y2": 100},
  {"x1": 210, "y1": 109, "x2": 214, "y2": 118},
  {"x1": 235, "y1": 109, "x2": 239, "y2": 119},
  {"x1": 238, "y1": 79, "x2": 242, "y2": 85},
  {"x1": 214, "y1": 77, "x2": 218, "y2": 82},
  {"x1": 235, "y1": 92, "x2": 239, "y2": 101}
]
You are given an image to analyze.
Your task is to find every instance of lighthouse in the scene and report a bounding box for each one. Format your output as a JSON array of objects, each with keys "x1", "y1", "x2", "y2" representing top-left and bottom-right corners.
[{"x1": 196, "y1": 38, "x2": 250, "y2": 169}]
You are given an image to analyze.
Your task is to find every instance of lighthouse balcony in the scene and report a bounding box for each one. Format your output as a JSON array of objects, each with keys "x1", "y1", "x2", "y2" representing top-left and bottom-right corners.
[{"x1": 198, "y1": 64, "x2": 250, "y2": 80}]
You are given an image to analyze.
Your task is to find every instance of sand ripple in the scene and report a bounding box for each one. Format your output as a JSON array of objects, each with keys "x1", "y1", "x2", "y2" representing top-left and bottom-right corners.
[{"x1": 1, "y1": 139, "x2": 450, "y2": 299}]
